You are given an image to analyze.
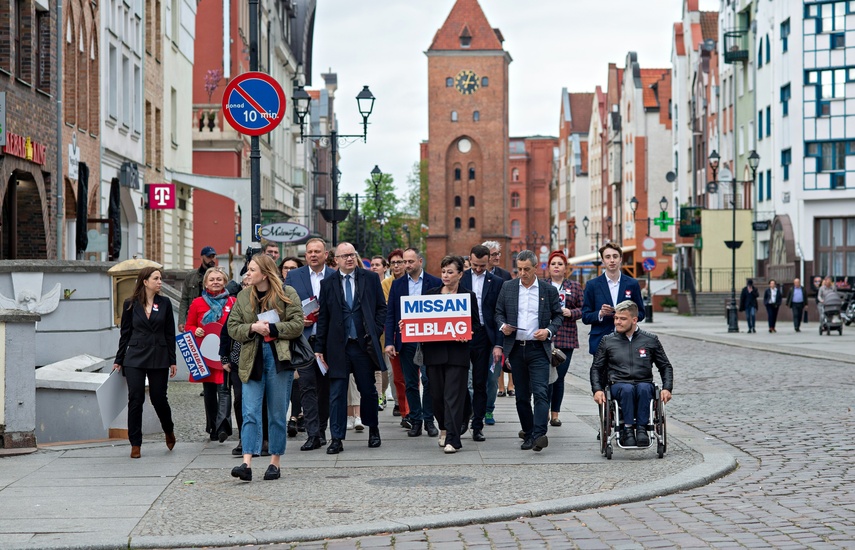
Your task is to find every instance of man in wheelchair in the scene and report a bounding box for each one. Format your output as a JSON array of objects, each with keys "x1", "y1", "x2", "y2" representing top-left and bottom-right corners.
[{"x1": 590, "y1": 300, "x2": 673, "y2": 447}]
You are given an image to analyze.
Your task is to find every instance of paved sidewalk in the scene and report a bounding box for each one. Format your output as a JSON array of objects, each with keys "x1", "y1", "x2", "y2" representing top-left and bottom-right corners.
[{"x1": 4, "y1": 312, "x2": 848, "y2": 550}]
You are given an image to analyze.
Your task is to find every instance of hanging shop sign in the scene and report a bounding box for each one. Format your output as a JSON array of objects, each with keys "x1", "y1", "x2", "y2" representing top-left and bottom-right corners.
[{"x1": 2, "y1": 131, "x2": 47, "y2": 166}]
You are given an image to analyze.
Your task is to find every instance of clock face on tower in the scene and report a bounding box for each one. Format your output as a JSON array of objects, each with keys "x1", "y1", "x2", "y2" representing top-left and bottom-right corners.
[{"x1": 455, "y1": 70, "x2": 480, "y2": 95}]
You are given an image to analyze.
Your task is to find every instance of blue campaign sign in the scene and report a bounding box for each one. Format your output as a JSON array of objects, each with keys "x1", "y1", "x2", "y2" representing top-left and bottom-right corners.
[
  {"x1": 221, "y1": 72, "x2": 286, "y2": 136},
  {"x1": 642, "y1": 258, "x2": 656, "y2": 272}
]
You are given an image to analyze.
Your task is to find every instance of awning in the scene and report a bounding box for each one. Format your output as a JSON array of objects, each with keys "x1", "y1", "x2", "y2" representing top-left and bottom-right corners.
[{"x1": 568, "y1": 245, "x2": 636, "y2": 266}]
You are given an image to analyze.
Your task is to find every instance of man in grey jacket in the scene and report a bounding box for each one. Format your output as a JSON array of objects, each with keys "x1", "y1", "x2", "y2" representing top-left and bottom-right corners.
[{"x1": 590, "y1": 300, "x2": 673, "y2": 447}]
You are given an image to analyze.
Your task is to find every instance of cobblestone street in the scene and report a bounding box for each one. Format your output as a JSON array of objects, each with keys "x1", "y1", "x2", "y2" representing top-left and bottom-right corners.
[{"x1": 263, "y1": 334, "x2": 855, "y2": 549}]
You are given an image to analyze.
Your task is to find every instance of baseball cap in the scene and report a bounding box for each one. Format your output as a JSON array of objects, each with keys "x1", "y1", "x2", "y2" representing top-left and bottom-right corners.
[{"x1": 201, "y1": 246, "x2": 217, "y2": 257}]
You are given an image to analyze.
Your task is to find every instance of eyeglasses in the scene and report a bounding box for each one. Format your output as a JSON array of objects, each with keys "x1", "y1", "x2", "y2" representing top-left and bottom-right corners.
[
  {"x1": 390, "y1": 260, "x2": 405, "y2": 265},
  {"x1": 489, "y1": 252, "x2": 501, "y2": 257},
  {"x1": 335, "y1": 253, "x2": 357, "y2": 260}
]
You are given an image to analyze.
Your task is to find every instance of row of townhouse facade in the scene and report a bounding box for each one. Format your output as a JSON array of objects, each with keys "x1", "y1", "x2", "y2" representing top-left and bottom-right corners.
[
  {"x1": 0, "y1": 0, "x2": 336, "y2": 269},
  {"x1": 553, "y1": 0, "x2": 855, "y2": 292}
]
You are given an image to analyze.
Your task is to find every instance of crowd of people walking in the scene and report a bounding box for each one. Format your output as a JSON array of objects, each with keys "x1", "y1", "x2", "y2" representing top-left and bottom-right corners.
[{"x1": 113, "y1": 237, "x2": 679, "y2": 481}]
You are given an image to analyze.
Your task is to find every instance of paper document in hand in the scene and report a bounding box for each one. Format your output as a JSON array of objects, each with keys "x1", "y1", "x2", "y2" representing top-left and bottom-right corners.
[
  {"x1": 301, "y1": 296, "x2": 319, "y2": 316},
  {"x1": 257, "y1": 310, "x2": 281, "y2": 324},
  {"x1": 317, "y1": 356, "x2": 328, "y2": 375}
]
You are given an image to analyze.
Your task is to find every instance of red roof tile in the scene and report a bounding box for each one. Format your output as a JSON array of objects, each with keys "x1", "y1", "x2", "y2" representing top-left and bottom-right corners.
[
  {"x1": 429, "y1": 0, "x2": 504, "y2": 51},
  {"x1": 674, "y1": 23, "x2": 685, "y2": 56},
  {"x1": 640, "y1": 69, "x2": 670, "y2": 110},
  {"x1": 700, "y1": 11, "x2": 719, "y2": 41},
  {"x1": 568, "y1": 92, "x2": 595, "y2": 134}
]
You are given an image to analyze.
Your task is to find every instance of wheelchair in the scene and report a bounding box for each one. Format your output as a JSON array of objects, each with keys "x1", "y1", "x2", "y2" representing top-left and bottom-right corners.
[{"x1": 598, "y1": 384, "x2": 667, "y2": 459}]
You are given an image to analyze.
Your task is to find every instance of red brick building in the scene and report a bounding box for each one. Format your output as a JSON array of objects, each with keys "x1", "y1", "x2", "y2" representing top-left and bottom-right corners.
[
  {"x1": 423, "y1": 0, "x2": 511, "y2": 268},
  {"x1": 509, "y1": 136, "x2": 557, "y2": 267}
]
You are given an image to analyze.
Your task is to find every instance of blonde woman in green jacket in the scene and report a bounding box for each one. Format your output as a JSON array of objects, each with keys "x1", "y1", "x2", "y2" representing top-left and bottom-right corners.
[{"x1": 227, "y1": 254, "x2": 304, "y2": 481}]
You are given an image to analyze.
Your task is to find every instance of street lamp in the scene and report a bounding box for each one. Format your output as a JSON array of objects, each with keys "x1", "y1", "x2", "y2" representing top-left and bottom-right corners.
[
  {"x1": 370, "y1": 165, "x2": 387, "y2": 254},
  {"x1": 630, "y1": 195, "x2": 670, "y2": 323},
  {"x1": 292, "y1": 85, "x2": 376, "y2": 246},
  {"x1": 712, "y1": 149, "x2": 760, "y2": 333}
]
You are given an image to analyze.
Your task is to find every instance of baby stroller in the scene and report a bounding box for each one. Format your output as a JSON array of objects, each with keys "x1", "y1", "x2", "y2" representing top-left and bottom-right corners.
[{"x1": 819, "y1": 289, "x2": 843, "y2": 336}]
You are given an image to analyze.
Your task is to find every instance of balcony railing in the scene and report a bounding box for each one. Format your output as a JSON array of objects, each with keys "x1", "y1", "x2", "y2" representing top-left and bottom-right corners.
[
  {"x1": 724, "y1": 28, "x2": 748, "y2": 64},
  {"x1": 696, "y1": 268, "x2": 754, "y2": 293}
]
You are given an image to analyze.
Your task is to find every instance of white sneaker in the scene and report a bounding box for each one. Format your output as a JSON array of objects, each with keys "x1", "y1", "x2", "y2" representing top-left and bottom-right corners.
[
  {"x1": 346, "y1": 416, "x2": 355, "y2": 430},
  {"x1": 444, "y1": 444, "x2": 457, "y2": 454},
  {"x1": 354, "y1": 416, "x2": 364, "y2": 431},
  {"x1": 438, "y1": 430, "x2": 446, "y2": 447}
]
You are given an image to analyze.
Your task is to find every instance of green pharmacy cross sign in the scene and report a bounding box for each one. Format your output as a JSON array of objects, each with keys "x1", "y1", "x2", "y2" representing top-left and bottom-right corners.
[{"x1": 653, "y1": 211, "x2": 675, "y2": 232}]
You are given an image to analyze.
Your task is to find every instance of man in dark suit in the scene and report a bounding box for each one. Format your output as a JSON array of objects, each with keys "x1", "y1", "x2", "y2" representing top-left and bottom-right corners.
[
  {"x1": 461, "y1": 244, "x2": 501, "y2": 439},
  {"x1": 385, "y1": 247, "x2": 442, "y2": 437},
  {"x1": 483, "y1": 240, "x2": 512, "y2": 281},
  {"x1": 763, "y1": 279, "x2": 782, "y2": 333},
  {"x1": 494, "y1": 250, "x2": 563, "y2": 452},
  {"x1": 314, "y1": 242, "x2": 387, "y2": 454},
  {"x1": 285, "y1": 237, "x2": 335, "y2": 450},
  {"x1": 581, "y1": 243, "x2": 645, "y2": 355},
  {"x1": 786, "y1": 278, "x2": 806, "y2": 332}
]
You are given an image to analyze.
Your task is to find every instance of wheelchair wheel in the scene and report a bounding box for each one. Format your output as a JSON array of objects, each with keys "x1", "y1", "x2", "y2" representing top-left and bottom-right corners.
[{"x1": 655, "y1": 398, "x2": 667, "y2": 459}]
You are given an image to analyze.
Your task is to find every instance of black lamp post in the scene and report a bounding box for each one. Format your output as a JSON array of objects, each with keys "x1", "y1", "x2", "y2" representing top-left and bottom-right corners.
[
  {"x1": 711, "y1": 149, "x2": 760, "y2": 333},
  {"x1": 583, "y1": 216, "x2": 611, "y2": 270},
  {"x1": 402, "y1": 223, "x2": 412, "y2": 248},
  {"x1": 630, "y1": 195, "x2": 670, "y2": 323},
  {"x1": 371, "y1": 165, "x2": 388, "y2": 254},
  {"x1": 292, "y1": 85, "x2": 376, "y2": 246}
]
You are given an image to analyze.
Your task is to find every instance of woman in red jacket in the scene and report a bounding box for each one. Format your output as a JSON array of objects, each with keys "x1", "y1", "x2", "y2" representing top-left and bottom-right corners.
[{"x1": 186, "y1": 267, "x2": 237, "y2": 442}]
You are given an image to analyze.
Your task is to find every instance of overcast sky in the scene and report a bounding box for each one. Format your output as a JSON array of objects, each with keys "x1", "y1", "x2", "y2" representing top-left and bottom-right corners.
[{"x1": 311, "y1": 0, "x2": 718, "y2": 199}]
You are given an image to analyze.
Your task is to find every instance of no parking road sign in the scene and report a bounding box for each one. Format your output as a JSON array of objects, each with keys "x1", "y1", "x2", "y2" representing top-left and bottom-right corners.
[
  {"x1": 221, "y1": 72, "x2": 286, "y2": 136},
  {"x1": 642, "y1": 258, "x2": 656, "y2": 272}
]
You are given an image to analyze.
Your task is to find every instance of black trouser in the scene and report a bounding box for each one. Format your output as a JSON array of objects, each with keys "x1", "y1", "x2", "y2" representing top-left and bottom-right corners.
[
  {"x1": 792, "y1": 302, "x2": 805, "y2": 330},
  {"x1": 468, "y1": 328, "x2": 492, "y2": 431},
  {"x1": 290, "y1": 376, "x2": 302, "y2": 419},
  {"x1": 202, "y1": 381, "x2": 219, "y2": 437},
  {"x1": 125, "y1": 366, "x2": 174, "y2": 447},
  {"x1": 427, "y1": 363, "x2": 469, "y2": 449},
  {"x1": 297, "y1": 335, "x2": 329, "y2": 438}
]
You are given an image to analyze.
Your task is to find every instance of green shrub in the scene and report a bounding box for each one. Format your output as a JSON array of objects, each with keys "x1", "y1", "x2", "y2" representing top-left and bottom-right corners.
[{"x1": 661, "y1": 296, "x2": 678, "y2": 308}]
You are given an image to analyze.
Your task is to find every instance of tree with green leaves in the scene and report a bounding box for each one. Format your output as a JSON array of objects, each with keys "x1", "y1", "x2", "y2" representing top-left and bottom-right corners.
[{"x1": 339, "y1": 172, "x2": 405, "y2": 258}]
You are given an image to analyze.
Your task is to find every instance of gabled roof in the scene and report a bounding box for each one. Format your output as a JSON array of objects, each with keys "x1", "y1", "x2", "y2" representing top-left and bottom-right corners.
[
  {"x1": 567, "y1": 92, "x2": 595, "y2": 134},
  {"x1": 674, "y1": 22, "x2": 685, "y2": 56},
  {"x1": 700, "y1": 11, "x2": 718, "y2": 41},
  {"x1": 428, "y1": 0, "x2": 504, "y2": 51},
  {"x1": 640, "y1": 69, "x2": 670, "y2": 110},
  {"x1": 690, "y1": 23, "x2": 703, "y2": 52}
]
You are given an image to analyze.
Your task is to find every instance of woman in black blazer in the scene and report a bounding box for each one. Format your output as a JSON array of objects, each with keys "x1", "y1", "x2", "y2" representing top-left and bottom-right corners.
[
  {"x1": 422, "y1": 256, "x2": 481, "y2": 453},
  {"x1": 113, "y1": 267, "x2": 177, "y2": 459}
]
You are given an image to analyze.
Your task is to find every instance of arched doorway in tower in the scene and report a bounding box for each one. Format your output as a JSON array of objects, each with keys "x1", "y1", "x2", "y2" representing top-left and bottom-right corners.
[{"x1": 1, "y1": 170, "x2": 49, "y2": 259}]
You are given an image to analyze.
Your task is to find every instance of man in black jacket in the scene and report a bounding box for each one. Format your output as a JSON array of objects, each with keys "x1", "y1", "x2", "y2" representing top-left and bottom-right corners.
[{"x1": 590, "y1": 300, "x2": 673, "y2": 448}]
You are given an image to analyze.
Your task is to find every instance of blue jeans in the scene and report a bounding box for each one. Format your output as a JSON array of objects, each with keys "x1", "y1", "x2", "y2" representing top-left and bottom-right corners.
[
  {"x1": 548, "y1": 348, "x2": 573, "y2": 413},
  {"x1": 745, "y1": 306, "x2": 756, "y2": 331},
  {"x1": 486, "y1": 353, "x2": 502, "y2": 414},
  {"x1": 611, "y1": 382, "x2": 654, "y2": 427},
  {"x1": 400, "y1": 343, "x2": 433, "y2": 423},
  {"x1": 241, "y1": 343, "x2": 294, "y2": 456},
  {"x1": 508, "y1": 342, "x2": 550, "y2": 440}
]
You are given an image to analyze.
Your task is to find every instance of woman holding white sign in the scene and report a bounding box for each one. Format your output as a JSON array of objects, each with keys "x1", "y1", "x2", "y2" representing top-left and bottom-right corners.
[
  {"x1": 185, "y1": 267, "x2": 236, "y2": 442},
  {"x1": 422, "y1": 256, "x2": 481, "y2": 453},
  {"x1": 112, "y1": 267, "x2": 177, "y2": 459},
  {"x1": 227, "y1": 254, "x2": 304, "y2": 481}
]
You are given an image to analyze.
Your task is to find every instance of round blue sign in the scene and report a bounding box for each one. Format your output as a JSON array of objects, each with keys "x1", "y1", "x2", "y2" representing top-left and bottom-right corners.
[
  {"x1": 221, "y1": 72, "x2": 286, "y2": 136},
  {"x1": 642, "y1": 258, "x2": 656, "y2": 272}
]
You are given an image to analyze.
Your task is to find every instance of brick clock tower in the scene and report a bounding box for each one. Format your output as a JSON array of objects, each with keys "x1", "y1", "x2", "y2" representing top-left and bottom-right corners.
[{"x1": 423, "y1": 0, "x2": 511, "y2": 268}]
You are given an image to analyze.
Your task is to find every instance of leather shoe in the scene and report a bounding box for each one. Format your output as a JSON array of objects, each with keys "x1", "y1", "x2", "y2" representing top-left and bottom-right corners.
[
  {"x1": 326, "y1": 438, "x2": 344, "y2": 454},
  {"x1": 231, "y1": 463, "x2": 252, "y2": 481},
  {"x1": 407, "y1": 421, "x2": 423, "y2": 437},
  {"x1": 472, "y1": 429, "x2": 486, "y2": 442},
  {"x1": 520, "y1": 438, "x2": 534, "y2": 450},
  {"x1": 619, "y1": 426, "x2": 637, "y2": 447},
  {"x1": 263, "y1": 464, "x2": 280, "y2": 480},
  {"x1": 518, "y1": 430, "x2": 527, "y2": 440},
  {"x1": 217, "y1": 431, "x2": 228, "y2": 443},
  {"x1": 393, "y1": 404, "x2": 401, "y2": 416},
  {"x1": 165, "y1": 432, "x2": 176, "y2": 450},
  {"x1": 635, "y1": 426, "x2": 650, "y2": 447},
  {"x1": 319, "y1": 434, "x2": 327, "y2": 446},
  {"x1": 300, "y1": 436, "x2": 321, "y2": 451},
  {"x1": 532, "y1": 435, "x2": 549, "y2": 452},
  {"x1": 231, "y1": 445, "x2": 242, "y2": 456},
  {"x1": 287, "y1": 418, "x2": 298, "y2": 438},
  {"x1": 425, "y1": 421, "x2": 439, "y2": 438},
  {"x1": 400, "y1": 417, "x2": 413, "y2": 430},
  {"x1": 368, "y1": 427, "x2": 381, "y2": 448},
  {"x1": 130, "y1": 445, "x2": 141, "y2": 459}
]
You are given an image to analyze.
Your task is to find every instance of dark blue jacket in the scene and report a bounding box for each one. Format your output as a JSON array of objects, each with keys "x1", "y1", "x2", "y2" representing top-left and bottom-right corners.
[
  {"x1": 581, "y1": 273, "x2": 645, "y2": 355},
  {"x1": 461, "y1": 268, "x2": 502, "y2": 346},
  {"x1": 285, "y1": 264, "x2": 337, "y2": 340}
]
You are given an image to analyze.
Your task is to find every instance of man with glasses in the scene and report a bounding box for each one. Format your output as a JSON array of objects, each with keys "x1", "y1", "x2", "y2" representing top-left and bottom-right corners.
[
  {"x1": 179, "y1": 246, "x2": 218, "y2": 332},
  {"x1": 285, "y1": 238, "x2": 336, "y2": 451},
  {"x1": 381, "y1": 249, "x2": 410, "y2": 422},
  {"x1": 314, "y1": 243, "x2": 387, "y2": 454},
  {"x1": 462, "y1": 245, "x2": 502, "y2": 439},
  {"x1": 385, "y1": 248, "x2": 442, "y2": 438},
  {"x1": 482, "y1": 241, "x2": 512, "y2": 282}
]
